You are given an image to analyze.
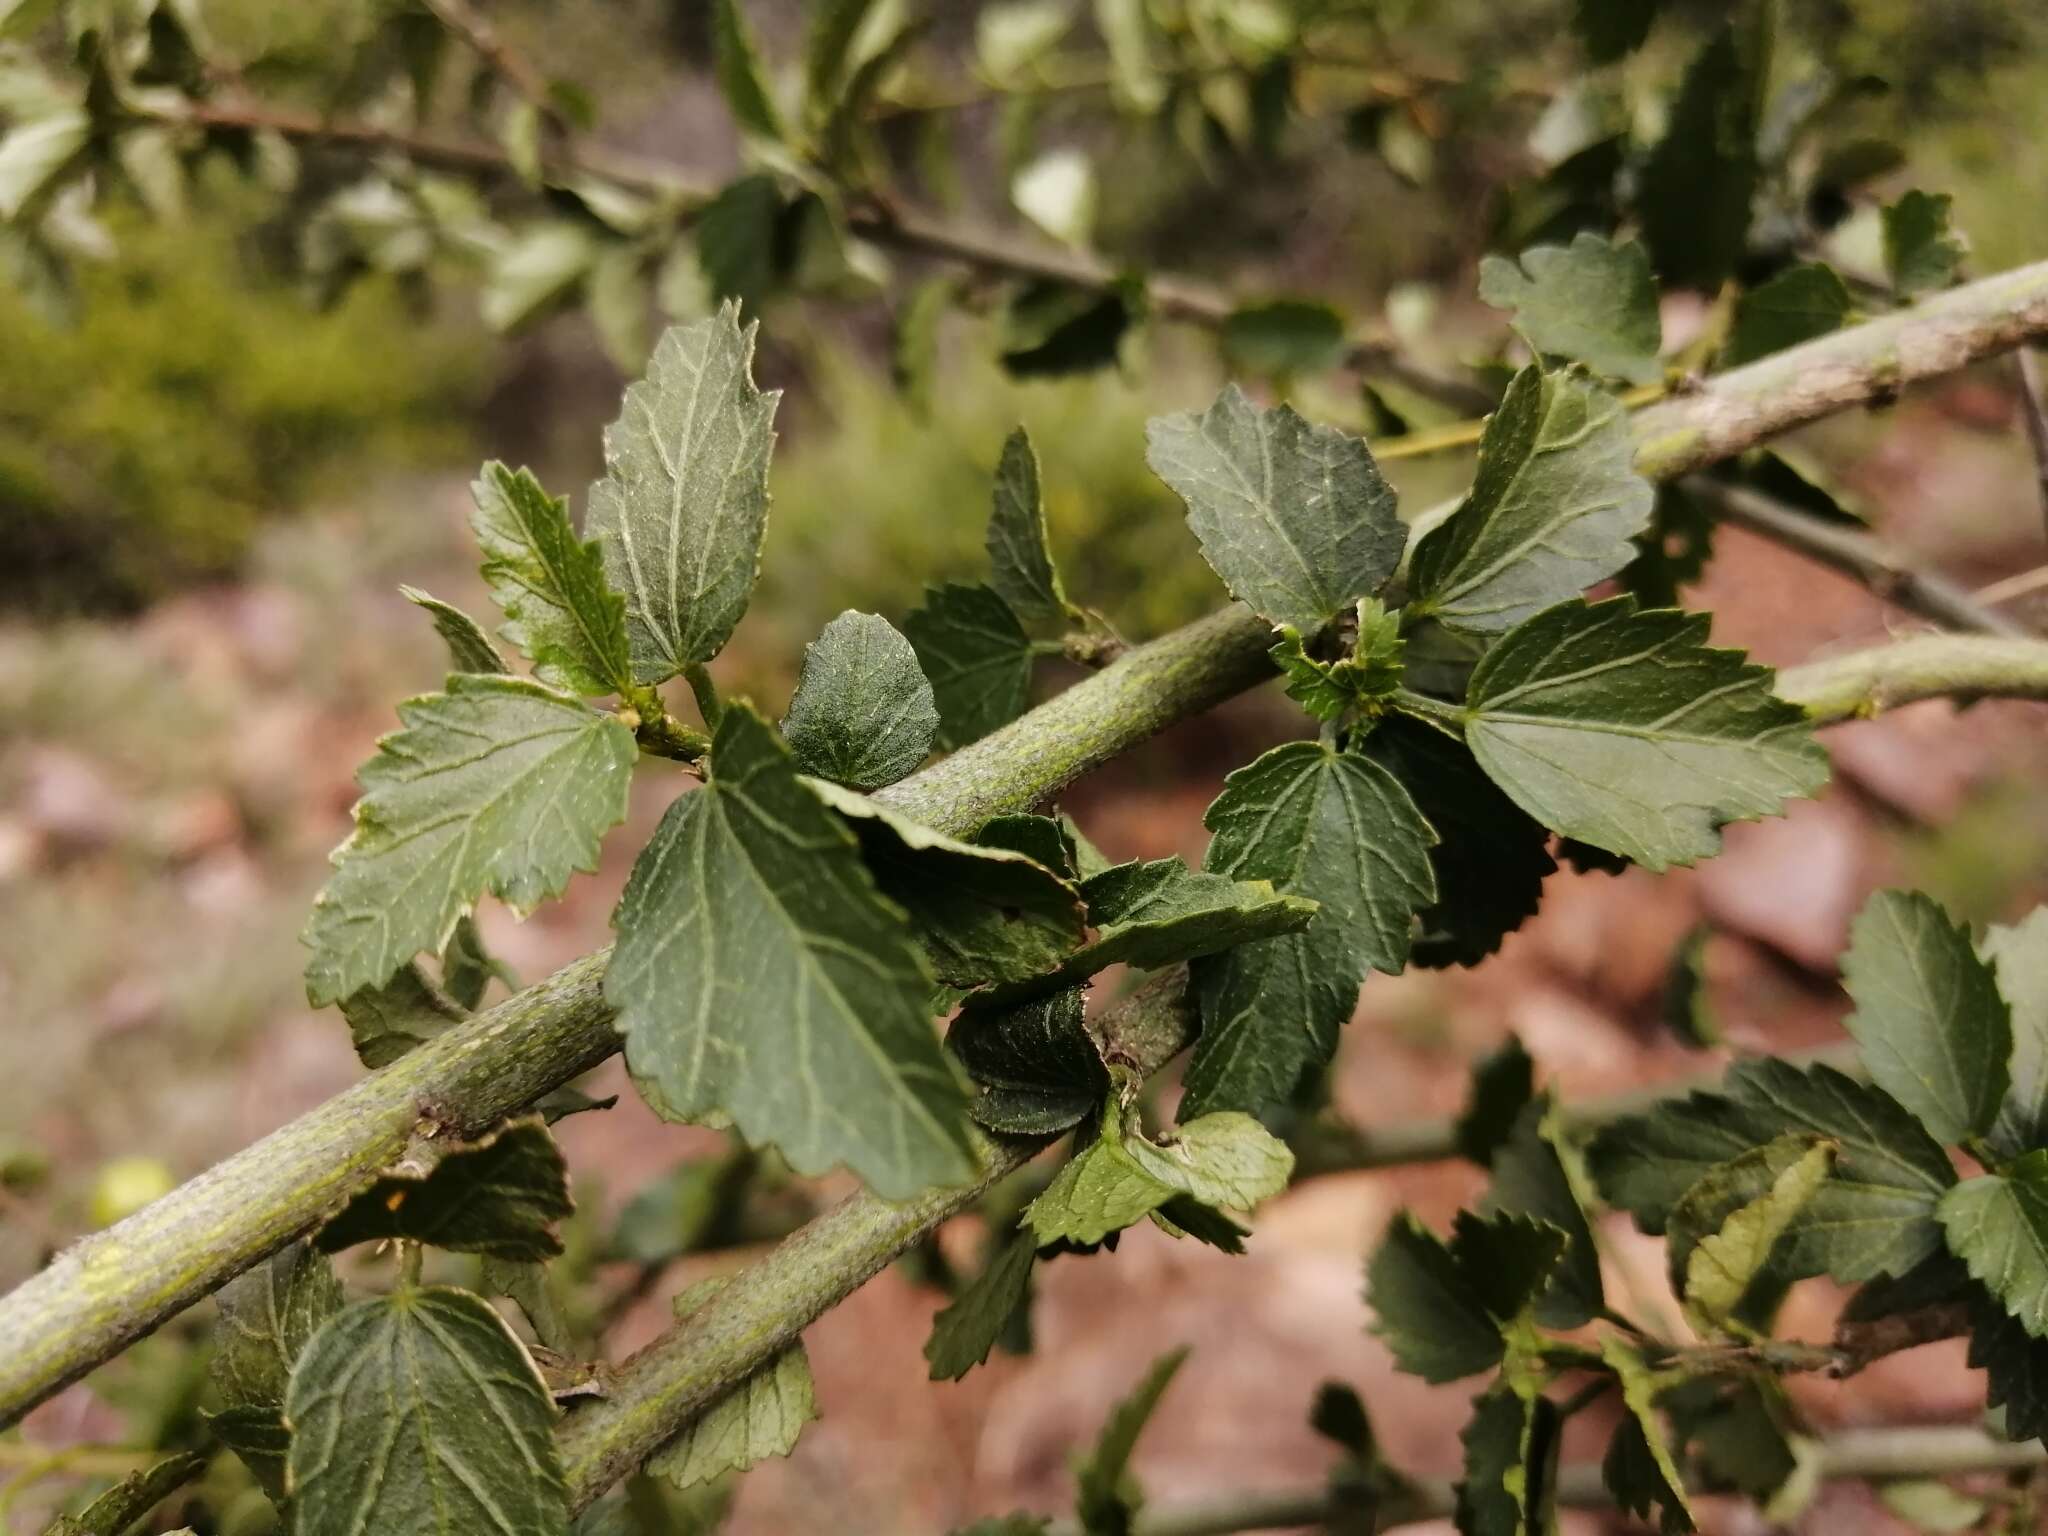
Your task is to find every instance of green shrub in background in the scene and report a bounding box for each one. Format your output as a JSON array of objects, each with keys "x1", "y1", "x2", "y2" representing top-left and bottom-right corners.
[{"x1": 0, "y1": 202, "x2": 481, "y2": 615}]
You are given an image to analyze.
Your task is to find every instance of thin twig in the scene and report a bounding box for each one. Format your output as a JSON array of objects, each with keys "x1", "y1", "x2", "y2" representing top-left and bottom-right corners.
[
  {"x1": 1687, "y1": 477, "x2": 2031, "y2": 637},
  {"x1": 1977, "y1": 563, "x2": 2048, "y2": 607},
  {"x1": 425, "y1": 0, "x2": 559, "y2": 122},
  {"x1": 2016, "y1": 346, "x2": 2048, "y2": 536}
]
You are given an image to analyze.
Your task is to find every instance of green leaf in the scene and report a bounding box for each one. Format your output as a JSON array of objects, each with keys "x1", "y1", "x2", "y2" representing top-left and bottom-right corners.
[
  {"x1": 1600, "y1": 1336, "x2": 1696, "y2": 1535},
  {"x1": 949, "y1": 986, "x2": 1107, "y2": 1135},
  {"x1": 890, "y1": 273, "x2": 957, "y2": 412},
  {"x1": 1883, "y1": 190, "x2": 1966, "y2": 297},
  {"x1": 205, "y1": 1407, "x2": 293, "y2": 1504},
  {"x1": 1877, "y1": 1480, "x2": 1986, "y2": 1534},
  {"x1": 986, "y1": 426, "x2": 1075, "y2": 628},
  {"x1": 441, "y1": 914, "x2": 513, "y2": 1011},
  {"x1": 1145, "y1": 384, "x2": 1404, "y2": 633},
  {"x1": 1186, "y1": 741, "x2": 1436, "y2": 1116},
  {"x1": 481, "y1": 222, "x2": 595, "y2": 332},
  {"x1": 976, "y1": 813, "x2": 1082, "y2": 879},
  {"x1": 1094, "y1": 0, "x2": 1165, "y2": 112},
  {"x1": 1460, "y1": 598, "x2": 1827, "y2": 871},
  {"x1": 695, "y1": 175, "x2": 787, "y2": 319},
  {"x1": 1360, "y1": 716, "x2": 1556, "y2": 969},
  {"x1": 469, "y1": 462, "x2": 633, "y2": 697},
  {"x1": 1454, "y1": 1037, "x2": 1537, "y2": 1168},
  {"x1": 304, "y1": 675, "x2": 636, "y2": 1006},
  {"x1": 805, "y1": 779, "x2": 1086, "y2": 988},
  {"x1": 608, "y1": 702, "x2": 973, "y2": 1199},
  {"x1": 286, "y1": 1287, "x2": 568, "y2": 1536},
  {"x1": 712, "y1": 0, "x2": 784, "y2": 142},
  {"x1": 1638, "y1": 8, "x2": 1772, "y2": 291},
  {"x1": 925, "y1": 1232, "x2": 1037, "y2": 1381},
  {"x1": 1842, "y1": 890, "x2": 2011, "y2": 1147},
  {"x1": 1723, "y1": 263, "x2": 1853, "y2": 368},
  {"x1": 1219, "y1": 299, "x2": 1348, "y2": 377},
  {"x1": 781, "y1": 610, "x2": 939, "y2": 790},
  {"x1": 1670, "y1": 1135, "x2": 1834, "y2": 1333},
  {"x1": 403, "y1": 586, "x2": 509, "y2": 676},
  {"x1": 1455, "y1": 1384, "x2": 1562, "y2": 1536},
  {"x1": 648, "y1": 1284, "x2": 816, "y2": 1489},
  {"x1": 903, "y1": 582, "x2": 1036, "y2": 749},
  {"x1": 1367, "y1": 1212, "x2": 1563, "y2": 1384},
  {"x1": 1665, "y1": 1376, "x2": 1798, "y2": 1501},
  {"x1": 1986, "y1": 908, "x2": 2048, "y2": 1161},
  {"x1": 47, "y1": 1453, "x2": 205, "y2": 1536},
  {"x1": 0, "y1": 108, "x2": 88, "y2": 220},
  {"x1": 1480, "y1": 1096, "x2": 1604, "y2": 1328},
  {"x1": 1620, "y1": 482, "x2": 1715, "y2": 609},
  {"x1": 206, "y1": 1245, "x2": 342, "y2": 1499},
  {"x1": 1589, "y1": 1058, "x2": 1956, "y2": 1282},
  {"x1": 1938, "y1": 1149, "x2": 2048, "y2": 1338},
  {"x1": 999, "y1": 279, "x2": 1138, "y2": 378},
  {"x1": 1024, "y1": 1121, "x2": 1174, "y2": 1247},
  {"x1": 1075, "y1": 1348, "x2": 1187, "y2": 1536},
  {"x1": 1574, "y1": 0, "x2": 1666, "y2": 60},
  {"x1": 1271, "y1": 598, "x2": 1405, "y2": 723},
  {"x1": 338, "y1": 961, "x2": 468, "y2": 1068},
  {"x1": 1969, "y1": 1293, "x2": 2048, "y2": 1443},
  {"x1": 1406, "y1": 368, "x2": 1654, "y2": 637},
  {"x1": 1308, "y1": 1381, "x2": 1376, "y2": 1458},
  {"x1": 314, "y1": 1116, "x2": 572, "y2": 1261},
  {"x1": 608, "y1": 1149, "x2": 753, "y2": 1267},
  {"x1": 974, "y1": 856, "x2": 1315, "y2": 1010},
  {"x1": 585, "y1": 306, "x2": 782, "y2": 683},
  {"x1": 978, "y1": 1, "x2": 1074, "y2": 83},
  {"x1": 1121, "y1": 1111, "x2": 1294, "y2": 1211},
  {"x1": 1477, "y1": 234, "x2": 1662, "y2": 384},
  {"x1": 804, "y1": 0, "x2": 881, "y2": 117},
  {"x1": 1660, "y1": 924, "x2": 1720, "y2": 1048}
]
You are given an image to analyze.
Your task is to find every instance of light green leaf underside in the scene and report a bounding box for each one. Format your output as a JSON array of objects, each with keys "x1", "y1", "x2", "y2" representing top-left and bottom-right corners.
[
  {"x1": 903, "y1": 581, "x2": 1036, "y2": 749},
  {"x1": 607, "y1": 703, "x2": 973, "y2": 1199},
  {"x1": 925, "y1": 1233, "x2": 1037, "y2": 1381},
  {"x1": 314, "y1": 1116, "x2": 573, "y2": 1261},
  {"x1": 1938, "y1": 1150, "x2": 2048, "y2": 1339},
  {"x1": 1674, "y1": 1135, "x2": 1835, "y2": 1333},
  {"x1": 585, "y1": 304, "x2": 781, "y2": 682},
  {"x1": 285, "y1": 1287, "x2": 568, "y2": 1536},
  {"x1": 1024, "y1": 1128, "x2": 1174, "y2": 1247},
  {"x1": 1407, "y1": 368, "x2": 1654, "y2": 636},
  {"x1": 1145, "y1": 382, "x2": 1403, "y2": 633},
  {"x1": 469, "y1": 462, "x2": 633, "y2": 696},
  {"x1": 1842, "y1": 889, "x2": 2011, "y2": 1148},
  {"x1": 303, "y1": 674, "x2": 636, "y2": 1006},
  {"x1": 1122, "y1": 1111, "x2": 1294, "y2": 1211},
  {"x1": 781, "y1": 610, "x2": 938, "y2": 791},
  {"x1": 649, "y1": 1280, "x2": 816, "y2": 1488},
  {"x1": 1185, "y1": 741, "x2": 1437, "y2": 1117},
  {"x1": 1986, "y1": 908, "x2": 2048, "y2": 1161},
  {"x1": 805, "y1": 777, "x2": 1085, "y2": 988},
  {"x1": 403, "y1": 586, "x2": 510, "y2": 676},
  {"x1": 1023, "y1": 1104, "x2": 1290, "y2": 1247},
  {"x1": 1477, "y1": 233, "x2": 1663, "y2": 384},
  {"x1": 986, "y1": 426, "x2": 1073, "y2": 627},
  {"x1": 1462, "y1": 597, "x2": 1827, "y2": 871}
]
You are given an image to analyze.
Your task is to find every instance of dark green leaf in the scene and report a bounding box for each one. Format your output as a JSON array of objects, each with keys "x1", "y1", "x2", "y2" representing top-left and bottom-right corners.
[
  {"x1": 337, "y1": 961, "x2": 467, "y2": 1068},
  {"x1": 986, "y1": 427, "x2": 1074, "y2": 628},
  {"x1": 469, "y1": 462, "x2": 633, "y2": 696},
  {"x1": 1883, "y1": 190, "x2": 1966, "y2": 297},
  {"x1": 1667, "y1": 1135, "x2": 1834, "y2": 1333},
  {"x1": 999, "y1": 279, "x2": 1137, "y2": 378},
  {"x1": 1842, "y1": 890, "x2": 2010, "y2": 1147},
  {"x1": 1986, "y1": 908, "x2": 2048, "y2": 1161},
  {"x1": 949, "y1": 987, "x2": 1107, "y2": 1136},
  {"x1": 1589, "y1": 1058, "x2": 1956, "y2": 1281},
  {"x1": 1638, "y1": 9, "x2": 1772, "y2": 290},
  {"x1": 1723, "y1": 263, "x2": 1854, "y2": 367},
  {"x1": 1219, "y1": 299, "x2": 1348, "y2": 377},
  {"x1": 804, "y1": 0, "x2": 880, "y2": 116},
  {"x1": 479, "y1": 1257, "x2": 576, "y2": 1355},
  {"x1": 585, "y1": 306, "x2": 781, "y2": 682},
  {"x1": 402, "y1": 586, "x2": 509, "y2": 676},
  {"x1": 712, "y1": 0, "x2": 784, "y2": 142},
  {"x1": 781, "y1": 610, "x2": 938, "y2": 790},
  {"x1": 1619, "y1": 483, "x2": 1715, "y2": 609},
  {"x1": 286, "y1": 1287, "x2": 568, "y2": 1536},
  {"x1": 1309, "y1": 1382, "x2": 1376, "y2": 1458},
  {"x1": 976, "y1": 813, "x2": 1080, "y2": 879},
  {"x1": 1461, "y1": 598, "x2": 1828, "y2": 871},
  {"x1": 205, "y1": 1406, "x2": 293, "y2": 1503},
  {"x1": 925, "y1": 1233, "x2": 1036, "y2": 1381},
  {"x1": 695, "y1": 175, "x2": 787, "y2": 319},
  {"x1": 1366, "y1": 1212, "x2": 1562, "y2": 1384},
  {"x1": 1479, "y1": 1096, "x2": 1603, "y2": 1328},
  {"x1": 440, "y1": 914, "x2": 513, "y2": 1012},
  {"x1": 1574, "y1": 0, "x2": 1666, "y2": 61},
  {"x1": 1149, "y1": 1197, "x2": 1250, "y2": 1253},
  {"x1": 608, "y1": 703, "x2": 974, "y2": 1199},
  {"x1": 1666, "y1": 1376, "x2": 1798, "y2": 1501},
  {"x1": 1477, "y1": 234, "x2": 1662, "y2": 384},
  {"x1": 1075, "y1": 1348, "x2": 1188, "y2": 1536},
  {"x1": 1407, "y1": 369, "x2": 1653, "y2": 637},
  {"x1": 608, "y1": 1150, "x2": 752, "y2": 1266},
  {"x1": 1146, "y1": 384, "x2": 1404, "y2": 633},
  {"x1": 1455, "y1": 1385, "x2": 1561, "y2": 1536},
  {"x1": 1734, "y1": 446, "x2": 1868, "y2": 526},
  {"x1": 807, "y1": 779, "x2": 1086, "y2": 989},
  {"x1": 315, "y1": 1116, "x2": 572, "y2": 1261},
  {"x1": 1660, "y1": 924, "x2": 1720, "y2": 1048},
  {"x1": 1938, "y1": 1149, "x2": 2048, "y2": 1338},
  {"x1": 903, "y1": 582, "x2": 1035, "y2": 749},
  {"x1": 1360, "y1": 717, "x2": 1556, "y2": 969},
  {"x1": 48, "y1": 1453, "x2": 205, "y2": 1536},
  {"x1": 1185, "y1": 742, "x2": 1437, "y2": 1117},
  {"x1": 648, "y1": 1282, "x2": 815, "y2": 1489},
  {"x1": 1600, "y1": 1337, "x2": 1696, "y2": 1535},
  {"x1": 304, "y1": 675, "x2": 636, "y2": 1005},
  {"x1": 1454, "y1": 1037, "x2": 1537, "y2": 1167},
  {"x1": 206, "y1": 1245, "x2": 342, "y2": 1499},
  {"x1": 1970, "y1": 1293, "x2": 2048, "y2": 1443},
  {"x1": 1272, "y1": 599, "x2": 1404, "y2": 723}
]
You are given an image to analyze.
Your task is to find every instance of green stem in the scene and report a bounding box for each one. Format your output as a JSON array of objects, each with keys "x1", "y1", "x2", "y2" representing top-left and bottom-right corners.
[
  {"x1": 1388, "y1": 687, "x2": 1466, "y2": 734},
  {"x1": 680, "y1": 664, "x2": 723, "y2": 733},
  {"x1": 1776, "y1": 634, "x2": 2048, "y2": 720}
]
